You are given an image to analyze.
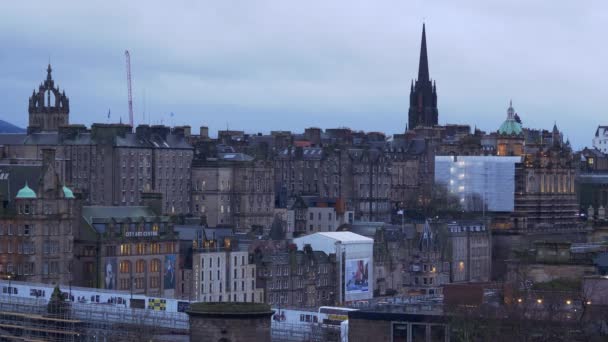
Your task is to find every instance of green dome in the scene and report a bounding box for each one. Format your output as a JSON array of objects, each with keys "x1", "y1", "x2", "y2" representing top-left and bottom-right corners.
[
  {"x1": 498, "y1": 100, "x2": 523, "y2": 135},
  {"x1": 498, "y1": 120, "x2": 522, "y2": 135},
  {"x1": 16, "y1": 183, "x2": 36, "y2": 199},
  {"x1": 63, "y1": 186, "x2": 75, "y2": 199}
]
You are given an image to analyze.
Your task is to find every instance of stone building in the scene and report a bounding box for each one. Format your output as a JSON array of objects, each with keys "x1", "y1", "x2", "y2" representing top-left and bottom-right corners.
[
  {"x1": 387, "y1": 138, "x2": 435, "y2": 213},
  {"x1": 404, "y1": 221, "x2": 450, "y2": 295},
  {"x1": 253, "y1": 244, "x2": 337, "y2": 308},
  {"x1": 28, "y1": 64, "x2": 69, "y2": 133},
  {"x1": 513, "y1": 125, "x2": 579, "y2": 230},
  {"x1": 286, "y1": 196, "x2": 353, "y2": 237},
  {"x1": 74, "y1": 198, "x2": 180, "y2": 298},
  {"x1": 192, "y1": 243, "x2": 264, "y2": 303},
  {"x1": 349, "y1": 149, "x2": 392, "y2": 222},
  {"x1": 187, "y1": 302, "x2": 273, "y2": 342},
  {"x1": 0, "y1": 69, "x2": 193, "y2": 215},
  {"x1": 274, "y1": 147, "x2": 324, "y2": 206},
  {"x1": 0, "y1": 124, "x2": 193, "y2": 215},
  {"x1": 447, "y1": 221, "x2": 492, "y2": 283},
  {"x1": 191, "y1": 153, "x2": 274, "y2": 231},
  {"x1": 0, "y1": 149, "x2": 78, "y2": 285}
]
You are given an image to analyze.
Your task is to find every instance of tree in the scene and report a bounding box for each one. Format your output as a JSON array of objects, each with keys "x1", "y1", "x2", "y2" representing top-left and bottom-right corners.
[{"x1": 47, "y1": 285, "x2": 70, "y2": 318}]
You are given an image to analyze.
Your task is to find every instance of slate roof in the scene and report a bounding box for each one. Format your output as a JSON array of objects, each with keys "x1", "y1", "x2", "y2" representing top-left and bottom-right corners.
[{"x1": 0, "y1": 164, "x2": 42, "y2": 201}]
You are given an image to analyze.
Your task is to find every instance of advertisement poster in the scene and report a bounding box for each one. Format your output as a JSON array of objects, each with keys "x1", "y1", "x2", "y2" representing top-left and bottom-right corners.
[
  {"x1": 164, "y1": 255, "x2": 176, "y2": 289},
  {"x1": 104, "y1": 258, "x2": 117, "y2": 290},
  {"x1": 345, "y1": 258, "x2": 369, "y2": 294}
]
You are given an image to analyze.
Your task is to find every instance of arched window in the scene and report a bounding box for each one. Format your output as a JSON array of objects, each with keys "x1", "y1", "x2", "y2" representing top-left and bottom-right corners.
[
  {"x1": 150, "y1": 259, "x2": 161, "y2": 273},
  {"x1": 119, "y1": 260, "x2": 131, "y2": 274},
  {"x1": 136, "y1": 260, "x2": 146, "y2": 273}
]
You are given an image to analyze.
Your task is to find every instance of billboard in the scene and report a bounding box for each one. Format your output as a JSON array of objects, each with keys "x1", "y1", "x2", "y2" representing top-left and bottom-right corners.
[
  {"x1": 103, "y1": 258, "x2": 117, "y2": 290},
  {"x1": 345, "y1": 258, "x2": 369, "y2": 294},
  {"x1": 164, "y1": 255, "x2": 176, "y2": 290}
]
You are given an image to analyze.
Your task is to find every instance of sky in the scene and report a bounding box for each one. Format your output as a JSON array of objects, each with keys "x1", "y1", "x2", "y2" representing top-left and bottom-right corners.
[{"x1": 0, "y1": 1, "x2": 606, "y2": 148}]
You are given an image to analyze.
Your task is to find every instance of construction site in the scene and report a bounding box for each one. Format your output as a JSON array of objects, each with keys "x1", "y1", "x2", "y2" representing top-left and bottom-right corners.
[
  {"x1": 0, "y1": 294, "x2": 189, "y2": 341},
  {"x1": 0, "y1": 294, "x2": 345, "y2": 342}
]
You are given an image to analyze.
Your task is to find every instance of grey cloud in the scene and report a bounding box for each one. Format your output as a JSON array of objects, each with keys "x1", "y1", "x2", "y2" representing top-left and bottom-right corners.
[{"x1": 0, "y1": 0, "x2": 606, "y2": 147}]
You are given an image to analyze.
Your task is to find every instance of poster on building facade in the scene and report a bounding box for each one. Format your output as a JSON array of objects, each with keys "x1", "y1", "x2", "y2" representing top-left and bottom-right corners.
[
  {"x1": 104, "y1": 258, "x2": 117, "y2": 290},
  {"x1": 345, "y1": 258, "x2": 369, "y2": 294},
  {"x1": 164, "y1": 255, "x2": 176, "y2": 289}
]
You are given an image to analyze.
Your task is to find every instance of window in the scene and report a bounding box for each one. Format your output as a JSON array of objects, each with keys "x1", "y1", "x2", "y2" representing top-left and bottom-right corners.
[
  {"x1": 120, "y1": 260, "x2": 131, "y2": 274},
  {"x1": 150, "y1": 259, "x2": 161, "y2": 272},
  {"x1": 136, "y1": 260, "x2": 145, "y2": 273}
]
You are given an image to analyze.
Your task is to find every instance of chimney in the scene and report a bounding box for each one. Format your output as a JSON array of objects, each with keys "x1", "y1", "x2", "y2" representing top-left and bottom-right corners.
[
  {"x1": 141, "y1": 188, "x2": 163, "y2": 216},
  {"x1": 136, "y1": 125, "x2": 152, "y2": 140},
  {"x1": 200, "y1": 126, "x2": 209, "y2": 139},
  {"x1": 40, "y1": 148, "x2": 59, "y2": 198}
]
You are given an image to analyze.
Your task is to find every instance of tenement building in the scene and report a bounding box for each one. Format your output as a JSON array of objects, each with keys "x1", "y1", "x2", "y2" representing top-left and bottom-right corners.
[
  {"x1": 253, "y1": 244, "x2": 337, "y2": 308},
  {"x1": 75, "y1": 195, "x2": 180, "y2": 297},
  {"x1": 191, "y1": 152, "x2": 274, "y2": 231},
  {"x1": 0, "y1": 149, "x2": 79, "y2": 284},
  {"x1": 192, "y1": 237, "x2": 263, "y2": 303}
]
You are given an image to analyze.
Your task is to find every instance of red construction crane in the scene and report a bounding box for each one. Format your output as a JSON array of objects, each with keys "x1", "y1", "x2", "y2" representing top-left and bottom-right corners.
[{"x1": 125, "y1": 50, "x2": 134, "y2": 128}]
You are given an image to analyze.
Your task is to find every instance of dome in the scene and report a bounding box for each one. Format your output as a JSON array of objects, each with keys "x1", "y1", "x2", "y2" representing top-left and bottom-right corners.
[
  {"x1": 16, "y1": 183, "x2": 36, "y2": 199},
  {"x1": 498, "y1": 120, "x2": 522, "y2": 135},
  {"x1": 62, "y1": 186, "x2": 75, "y2": 199},
  {"x1": 498, "y1": 100, "x2": 523, "y2": 135}
]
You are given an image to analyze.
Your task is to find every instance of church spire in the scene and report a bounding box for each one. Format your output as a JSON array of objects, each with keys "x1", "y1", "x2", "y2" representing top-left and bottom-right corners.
[
  {"x1": 417, "y1": 23, "x2": 430, "y2": 82},
  {"x1": 46, "y1": 64, "x2": 52, "y2": 81}
]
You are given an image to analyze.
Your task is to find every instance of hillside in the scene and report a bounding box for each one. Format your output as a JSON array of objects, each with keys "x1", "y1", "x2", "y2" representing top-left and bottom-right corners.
[{"x1": 0, "y1": 120, "x2": 25, "y2": 133}]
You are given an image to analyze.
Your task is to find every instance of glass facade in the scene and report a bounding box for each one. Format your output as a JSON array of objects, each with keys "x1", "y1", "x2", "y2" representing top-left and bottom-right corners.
[{"x1": 435, "y1": 156, "x2": 521, "y2": 212}]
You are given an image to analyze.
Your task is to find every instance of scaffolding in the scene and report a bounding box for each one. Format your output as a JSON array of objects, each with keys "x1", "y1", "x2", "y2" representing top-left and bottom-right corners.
[
  {"x1": 0, "y1": 295, "x2": 188, "y2": 341},
  {"x1": 271, "y1": 322, "x2": 342, "y2": 342}
]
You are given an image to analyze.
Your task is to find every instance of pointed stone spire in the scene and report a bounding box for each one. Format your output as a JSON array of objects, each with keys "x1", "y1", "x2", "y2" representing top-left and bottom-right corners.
[
  {"x1": 46, "y1": 64, "x2": 52, "y2": 81},
  {"x1": 417, "y1": 23, "x2": 430, "y2": 82}
]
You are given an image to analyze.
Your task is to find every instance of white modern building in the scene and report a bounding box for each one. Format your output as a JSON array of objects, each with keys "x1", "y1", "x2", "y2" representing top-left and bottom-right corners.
[
  {"x1": 293, "y1": 231, "x2": 373, "y2": 303},
  {"x1": 593, "y1": 126, "x2": 608, "y2": 153},
  {"x1": 435, "y1": 155, "x2": 521, "y2": 212}
]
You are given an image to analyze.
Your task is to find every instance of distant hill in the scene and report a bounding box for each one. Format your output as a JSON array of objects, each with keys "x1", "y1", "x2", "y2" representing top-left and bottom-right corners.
[{"x1": 0, "y1": 120, "x2": 25, "y2": 133}]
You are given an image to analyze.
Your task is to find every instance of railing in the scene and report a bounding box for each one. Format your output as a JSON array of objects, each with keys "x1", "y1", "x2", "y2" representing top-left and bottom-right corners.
[{"x1": 0, "y1": 293, "x2": 190, "y2": 331}]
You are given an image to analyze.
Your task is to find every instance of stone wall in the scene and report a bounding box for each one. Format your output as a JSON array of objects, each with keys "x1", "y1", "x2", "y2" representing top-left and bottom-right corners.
[
  {"x1": 348, "y1": 317, "x2": 392, "y2": 342},
  {"x1": 189, "y1": 313, "x2": 272, "y2": 342}
]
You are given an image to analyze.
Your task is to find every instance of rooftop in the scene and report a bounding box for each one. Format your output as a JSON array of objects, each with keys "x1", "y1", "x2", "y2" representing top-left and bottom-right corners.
[{"x1": 315, "y1": 231, "x2": 373, "y2": 243}]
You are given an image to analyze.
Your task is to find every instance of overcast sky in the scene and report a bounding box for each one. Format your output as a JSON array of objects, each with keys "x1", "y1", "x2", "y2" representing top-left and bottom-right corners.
[{"x1": 0, "y1": 1, "x2": 606, "y2": 148}]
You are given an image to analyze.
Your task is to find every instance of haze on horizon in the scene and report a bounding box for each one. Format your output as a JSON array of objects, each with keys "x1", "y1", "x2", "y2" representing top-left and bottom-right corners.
[{"x1": 0, "y1": 1, "x2": 606, "y2": 148}]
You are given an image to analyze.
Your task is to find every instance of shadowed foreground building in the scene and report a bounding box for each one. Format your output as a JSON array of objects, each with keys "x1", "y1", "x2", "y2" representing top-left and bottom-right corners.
[{"x1": 187, "y1": 302, "x2": 273, "y2": 342}]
